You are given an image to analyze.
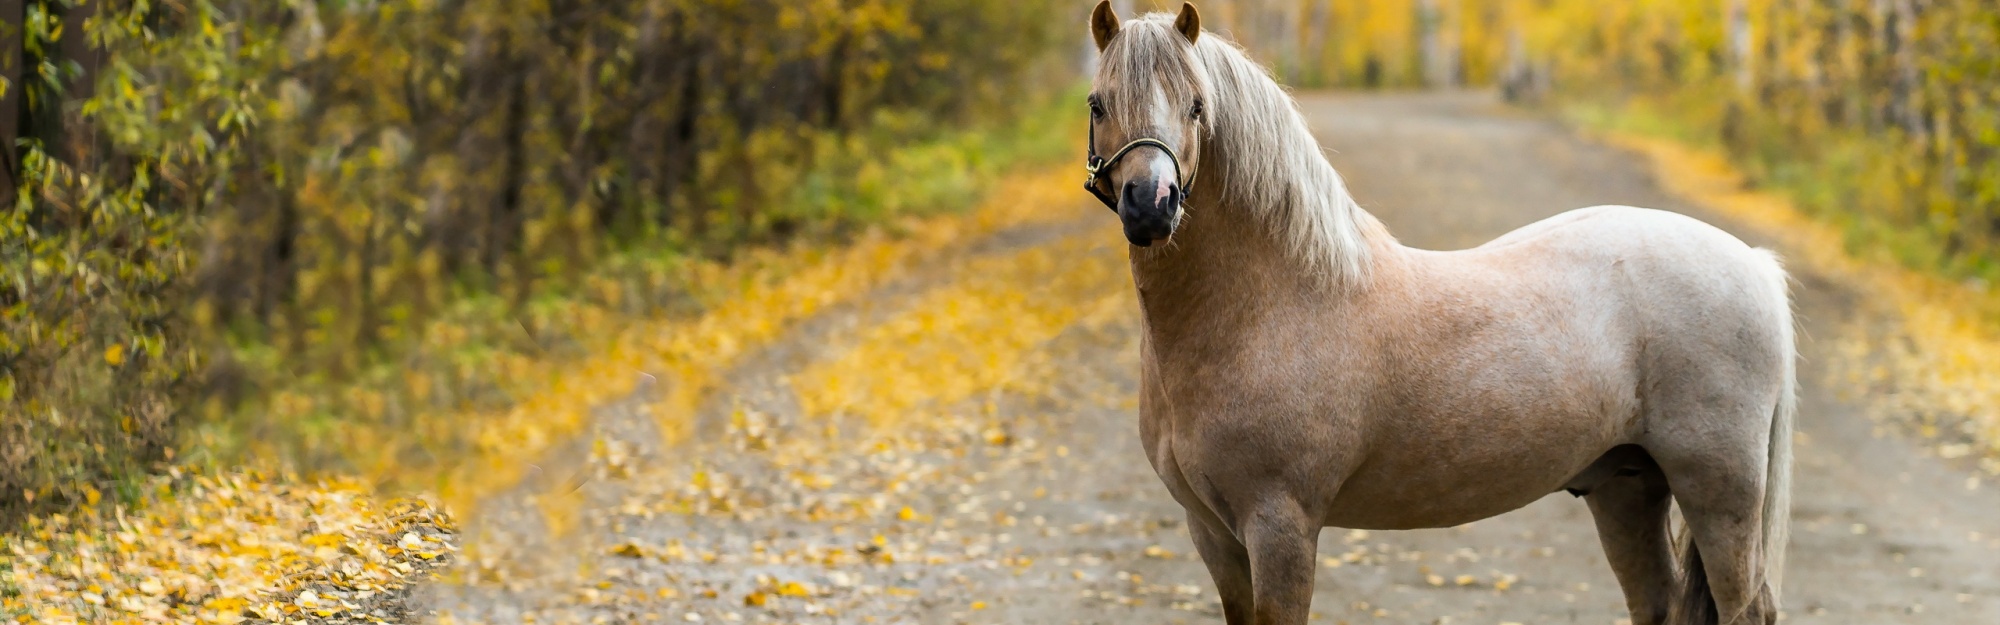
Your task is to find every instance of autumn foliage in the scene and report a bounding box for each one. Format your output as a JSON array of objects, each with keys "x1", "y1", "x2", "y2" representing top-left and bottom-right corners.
[{"x1": 0, "y1": 0, "x2": 1075, "y2": 518}]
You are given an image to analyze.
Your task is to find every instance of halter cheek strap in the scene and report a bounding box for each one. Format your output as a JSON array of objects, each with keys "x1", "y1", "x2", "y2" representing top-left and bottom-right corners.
[{"x1": 1084, "y1": 120, "x2": 1198, "y2": 212}]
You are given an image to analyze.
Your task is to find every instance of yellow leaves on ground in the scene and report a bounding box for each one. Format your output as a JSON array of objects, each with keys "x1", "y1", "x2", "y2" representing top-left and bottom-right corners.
[
  {"x1": 0, "y1": 472, "x2": 455, "y2": 624},
  {"x1": 792, "y1": 232, "x2": 1132, "y2": 426},
  {"x1": 432, "y1": 164, "x2": 1090, "y2": 518},
  {"x1": 2, "y1": 164, "x2": 1101, "y2": 624},
  {"x1": 610, "y1": 542, "x2": 646, "y2": 558},
  {"x1": 774, "y1": 581, "x2": 812, "y2": 597},
  {"x1": 741, "y1": 576, "x2": 816, "y2": 609},
  {"x1": 1611, "y1": 132, "x2": 2000, "y2": 474}
]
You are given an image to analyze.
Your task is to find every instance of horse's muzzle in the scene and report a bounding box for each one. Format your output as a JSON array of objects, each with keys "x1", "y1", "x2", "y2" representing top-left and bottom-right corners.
[{"x1": 1117, "y1": 178, "x2": 1180, "y2": 247}]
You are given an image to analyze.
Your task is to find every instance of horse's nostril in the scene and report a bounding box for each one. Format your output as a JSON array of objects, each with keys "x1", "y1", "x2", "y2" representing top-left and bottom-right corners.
[{"x1": 1123, "y1": 180, "x2": 1139, "y2": 200}]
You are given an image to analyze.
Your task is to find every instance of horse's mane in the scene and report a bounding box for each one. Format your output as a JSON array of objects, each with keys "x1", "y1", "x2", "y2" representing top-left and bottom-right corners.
[{"x1": 1103, "y1": 15, "x2": 1380, "y2": 288}]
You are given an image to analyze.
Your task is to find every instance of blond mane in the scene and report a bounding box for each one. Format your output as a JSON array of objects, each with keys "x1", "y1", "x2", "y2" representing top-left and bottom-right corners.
[{"x1": 1099, "y1": 14, "x2": 1379, "y2": 287}]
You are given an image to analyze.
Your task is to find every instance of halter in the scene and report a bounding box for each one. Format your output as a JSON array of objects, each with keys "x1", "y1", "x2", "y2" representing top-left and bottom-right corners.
[{"x1": 1083, "y1": 119, "x2": 1198, "y2": 212}]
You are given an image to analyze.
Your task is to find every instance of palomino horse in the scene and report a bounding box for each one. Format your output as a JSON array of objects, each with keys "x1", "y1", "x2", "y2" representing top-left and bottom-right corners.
[{"x1": 1083, "y1": 4, "x2": 1795, "y2": 625}]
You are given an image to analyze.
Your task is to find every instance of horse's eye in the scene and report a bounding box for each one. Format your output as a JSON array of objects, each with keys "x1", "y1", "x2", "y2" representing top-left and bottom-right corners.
[
  {"x1": 1090, "y1": 102, "x2": 1105, "y2": 121},
  {"x1": 1190, "y1": 100, "x2": 1204, "y2": 120}
]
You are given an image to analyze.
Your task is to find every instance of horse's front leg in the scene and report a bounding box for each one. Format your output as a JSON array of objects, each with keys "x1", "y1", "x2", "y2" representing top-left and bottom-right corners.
[
  {"x1": 1241, "y1": 500, "x2": 1319, "y2": 625},
  {"x1": 1187, "y1": 511, "x2": 1254, "y2": 625}
]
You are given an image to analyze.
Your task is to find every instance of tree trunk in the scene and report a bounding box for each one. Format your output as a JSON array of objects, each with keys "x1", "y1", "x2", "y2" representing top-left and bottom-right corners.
[
  {"x1": 0, "y1": 0, "x2": 22, "y2": 206},
  {"x1": 1418, "y1": 0, "x2": 1457, "y2": 88},
  {"x1": 491, "y1": 54, "x2": 529, "y2": 282},
  {"x1": 17, "y1": 0, "x2": 62, "y2": 205},
  {"x1": 1886, "y1": 0, "x2": 1923, "y2": 138},
  {"x1": 1727, "y1": 0, "x2": 1754, "y2": 92}
]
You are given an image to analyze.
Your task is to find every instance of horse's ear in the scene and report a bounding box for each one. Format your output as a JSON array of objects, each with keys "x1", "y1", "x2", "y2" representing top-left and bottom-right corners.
[
  {"x1": 1174, "y1": 2, "x2": 1202, "y2": 44},
  {"x1": 1090, "y1": 1, "x2": 1120, "y2": 52}
]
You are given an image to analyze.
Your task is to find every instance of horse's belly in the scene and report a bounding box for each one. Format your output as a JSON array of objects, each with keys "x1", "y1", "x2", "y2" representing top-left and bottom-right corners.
[{"x1": 1322, "y1": 423, "x2": 1615, "y2": 530}]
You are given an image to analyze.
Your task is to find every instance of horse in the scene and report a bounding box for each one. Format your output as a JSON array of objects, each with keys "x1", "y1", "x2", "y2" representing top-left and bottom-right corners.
[{"x1": 1081, "y1": 4, "x2": 1795, "y2": 625}]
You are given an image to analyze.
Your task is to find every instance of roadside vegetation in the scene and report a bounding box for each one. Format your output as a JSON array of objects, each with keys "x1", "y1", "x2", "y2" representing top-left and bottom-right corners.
[
  {"x1": 0, "y1": 164, "x2": 1090, "y2": 623},
  {"x1": 1, "y1": 0, "x2": 1077, "y2": 522},
  {"x1": 2, "y1": 1, "x2": 1086, "y2": 620}
]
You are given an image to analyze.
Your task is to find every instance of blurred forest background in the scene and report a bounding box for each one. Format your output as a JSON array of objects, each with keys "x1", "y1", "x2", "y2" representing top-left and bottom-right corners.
[{"x1": 3, "y1": 0, "x2": 1996, "y2": 521}]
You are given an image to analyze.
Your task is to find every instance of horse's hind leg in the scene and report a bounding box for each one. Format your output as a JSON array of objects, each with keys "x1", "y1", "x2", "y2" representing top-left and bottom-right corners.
[
  {"x1": 1585, "y1": 460, "x2": 1677, "y2": 625},
  {"x1": 1187, "y1": 511, "x2": 1255, "y2": 625},
  {"x1": 1654, "y1": 434, "x2": 1777, "y2": 625}
]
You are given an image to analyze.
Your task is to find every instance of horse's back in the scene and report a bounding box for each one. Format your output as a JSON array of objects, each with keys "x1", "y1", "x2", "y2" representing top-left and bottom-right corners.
[
  {"x1": 1500, "y1": 205, "x2": 1793, "y2": 422},
  {"x1": 1491, "y1": 205, "x2": 1784, "y2": 313},
  {"x1": 1523, "y1": 205, "x2": 1787, "y2": 333}
]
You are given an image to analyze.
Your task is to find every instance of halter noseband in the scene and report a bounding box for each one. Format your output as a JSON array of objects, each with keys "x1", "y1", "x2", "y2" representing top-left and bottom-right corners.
[{"x1": 1083, "y1": 120, "x2": 1198, "y2": 212}]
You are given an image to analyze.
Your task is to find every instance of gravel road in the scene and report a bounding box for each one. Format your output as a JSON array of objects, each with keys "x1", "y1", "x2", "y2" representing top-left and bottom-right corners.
[{"x1": 414, "y1": 91, "x2": 2000, "y2": 625}]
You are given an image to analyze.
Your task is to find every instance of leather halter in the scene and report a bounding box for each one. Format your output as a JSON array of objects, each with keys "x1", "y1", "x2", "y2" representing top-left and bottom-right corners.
[{"x1": 1083, "y1": 118, "x2": 1198, "y2": 212}]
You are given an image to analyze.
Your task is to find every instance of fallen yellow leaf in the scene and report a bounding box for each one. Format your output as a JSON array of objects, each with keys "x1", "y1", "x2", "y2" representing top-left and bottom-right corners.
[
  {"x1": 611, "y1": 542, "x2": 646, "y2": 558},
  {"x1": 776, "y1": 581, "x2": 810, "y2": 597}
]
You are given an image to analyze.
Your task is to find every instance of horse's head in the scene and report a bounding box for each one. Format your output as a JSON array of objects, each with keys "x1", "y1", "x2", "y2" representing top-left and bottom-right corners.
[{"x1": 1087, "y1": 1, "x2": 1208, "y2": 248}]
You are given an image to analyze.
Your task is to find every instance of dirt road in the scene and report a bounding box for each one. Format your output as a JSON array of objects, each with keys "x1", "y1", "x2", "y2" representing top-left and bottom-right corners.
[{"x1": 416, "y1": 92, "x2": 2000, "y2": 624}]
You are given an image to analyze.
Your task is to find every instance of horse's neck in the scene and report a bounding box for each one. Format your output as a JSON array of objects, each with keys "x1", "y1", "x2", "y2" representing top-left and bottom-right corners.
[
  {"x1": 1130, "y1": 194, "x2": 1344, "y2": 357},
  {"x1": 1131, "y1": 74, "x2": 1398, "y2": 355}
]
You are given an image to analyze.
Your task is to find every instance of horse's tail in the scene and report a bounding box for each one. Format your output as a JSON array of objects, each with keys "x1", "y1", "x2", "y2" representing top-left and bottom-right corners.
[
  {"x1": 1670, "y1": 545, "x2": 1716, "y2": 625},
  {"x1": 1760, "y1": 253, "x2": 1796, "y2": 610},
  {"x1": 1670, "y1": 250, "x2": 1795, "y2": 625}
]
